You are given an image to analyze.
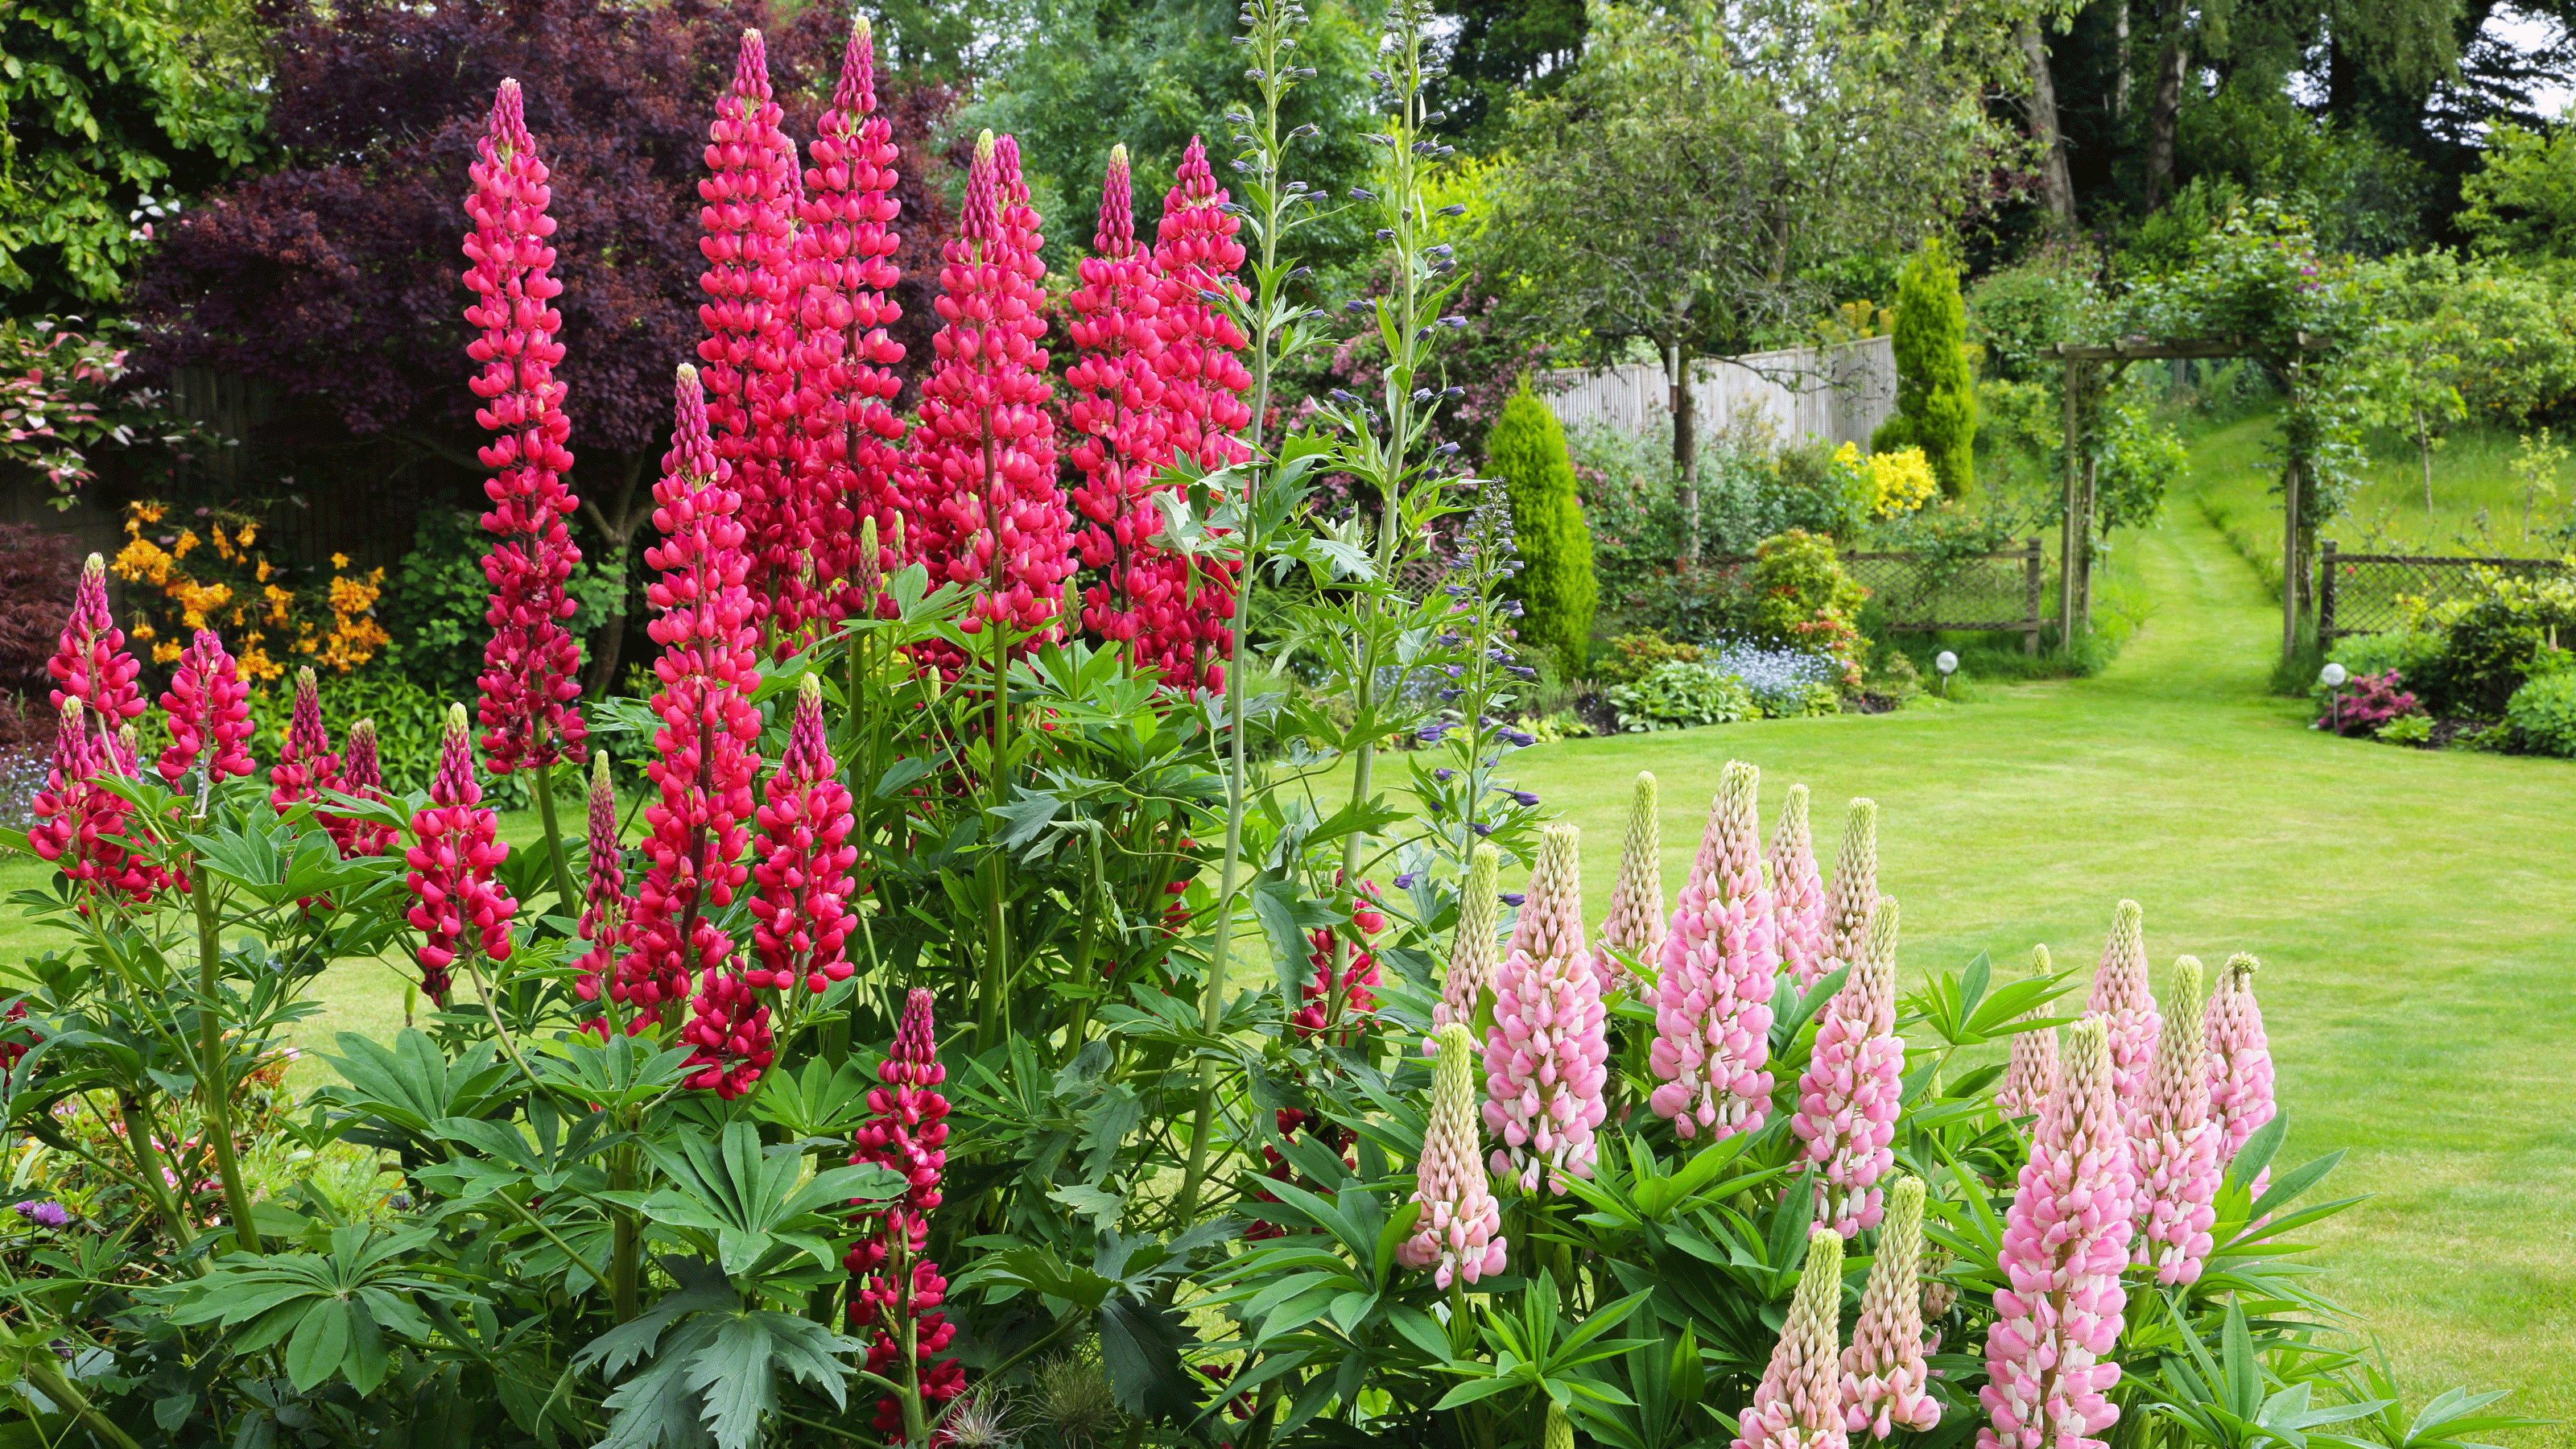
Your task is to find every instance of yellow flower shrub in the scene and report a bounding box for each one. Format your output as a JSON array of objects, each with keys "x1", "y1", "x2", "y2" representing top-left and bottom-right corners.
[
  {"x1": 1832, "y1": 442, "x2": 1941, "y2": 519},
  {"x1": 110, "y1": 500, "x2": 389, "y2": 678}
]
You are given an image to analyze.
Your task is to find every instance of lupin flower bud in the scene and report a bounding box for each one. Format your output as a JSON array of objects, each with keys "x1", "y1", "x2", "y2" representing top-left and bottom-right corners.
[
  {"x1": 621, "y1": 367, "x2": 765, "y2": 1027},
  {"x1": 47, "y1": 554, "x2": 144, "y2": 734},
  {"x1": 270, "y1": 667, "x2": 338, "y2": 811},
  {"x1": 847, "y1": 988, "x2": 965, "y2": 1438},
  {"x1": 1397, "y1": 1021, "x2": 1509, "y2": 1287},
  {"x1": 1821, "y1": 798, "x2": 1877, "y2": 977},
  {"x1": 1480, "y1": 824, "x2": 1609, "y2": 1193},
  {"x1": 1996, "y1": 945, "x2": 2059, "y2": 1118},
  {"x1": 1598, "y1": 770, "x2": 1664, "y2": 991},
  {"x1": 1734, "y1": 1228, "x2": 1850, "y2": 1449},
  {"x1": 2087, "y1": 900, "x2": 2160, "y2": 1111},
  {"x1": 1648, "y1": 762, "x2": 1777, "y2": 1140},
  {"x1": 29, "y1": 700, "x2": 156, "y2": 904},
  {"x1": 1843, "y1": 1174, "x2": 1939, "y2": 1436},
  {"x1": 1770, "y1": 784, "x2": 1829, "y2": 989},
  {"x1": 746, "y1": 675, "x2": 859, "y2": 995},
  {"x1": 1792, "y1": 896, "x2": 1905, "y2": 1235},
  {"x1": 156, "y1": 628, "x2": 253, "y2": 786},
  {"x1": 403, "y1": 704, "x2": 516, "y2": 1006},
  {"x1": 1435, "y1": 841, "x2": 1501, "y2": 1031},
  {"x1": 328, "y1": 719, "x2": 398, "y2": 858},
  {"x1": 2204, "y1": 953, "x2": 2275, "y2": 1191},
  {"x1": 2131, "y1": 956, "x2": 2221, "y2": 1286},
  {"x1": 901, "y1": 130, "x2": 1070, "y2": 677},
  {"x1": 1977, "y1": 1016, "x2": 2135, "y2": 1449},
  {"x1": 572, "y1": 752, "x2": 630, "y2": 1010},
  {"x1": 1545, "y1": 1403, "x2": 1575, "y2": 1449},
  {"x1": 464, "y1": 78, "x2": 588, "y2": 774}
]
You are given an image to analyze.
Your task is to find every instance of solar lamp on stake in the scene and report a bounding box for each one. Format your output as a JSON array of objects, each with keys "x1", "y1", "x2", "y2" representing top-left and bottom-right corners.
[
  {"x1": 1934, "y1": 650, "x2": 1958, "y2": 697},
  {"x1": 2320, "y1": 661, "x2": 2347, "y2": 733}
]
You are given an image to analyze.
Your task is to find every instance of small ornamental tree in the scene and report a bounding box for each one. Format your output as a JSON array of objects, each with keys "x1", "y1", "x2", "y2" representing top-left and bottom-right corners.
[
  {"x1": 1877, "y1": 237, "x2": 1977, "y2": 498},
  {"x1": 1488, "y1": 377, "x2": 1596, "y2": 675}
]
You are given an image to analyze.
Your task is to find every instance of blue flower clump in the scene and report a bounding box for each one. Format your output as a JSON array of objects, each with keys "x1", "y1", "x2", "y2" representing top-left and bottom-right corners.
[{"x1": 1698, "y1": 637, "x2": 1841, "y2": 717}]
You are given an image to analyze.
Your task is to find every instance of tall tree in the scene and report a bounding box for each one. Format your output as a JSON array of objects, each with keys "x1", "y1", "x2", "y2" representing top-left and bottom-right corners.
[{"x1": 1429, "y1": 0, "x2": 1588, "y2": 148}]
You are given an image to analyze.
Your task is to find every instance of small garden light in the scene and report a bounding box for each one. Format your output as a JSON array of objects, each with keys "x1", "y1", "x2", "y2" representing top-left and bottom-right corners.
[
  {"x1": 1935, "y1": 650, "x2": 1958, "y2": 697},
  {"x1": 2320, "y1": 662, "x2": 2348, "y2": 733}
]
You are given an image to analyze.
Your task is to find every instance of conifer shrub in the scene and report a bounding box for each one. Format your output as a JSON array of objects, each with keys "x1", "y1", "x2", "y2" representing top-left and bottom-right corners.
[
  {"x1": 1489, "y1": 377, "x2": 1597, "y2": 674},
  {"x1": 1875, "y1": 237, "x2": 1977, "y2": 497}
]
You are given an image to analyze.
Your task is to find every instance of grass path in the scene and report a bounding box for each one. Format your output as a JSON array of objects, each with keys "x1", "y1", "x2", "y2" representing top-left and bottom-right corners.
[{"x1": 1515, "y1": 504, "x2": 2575, "y2": 1436}]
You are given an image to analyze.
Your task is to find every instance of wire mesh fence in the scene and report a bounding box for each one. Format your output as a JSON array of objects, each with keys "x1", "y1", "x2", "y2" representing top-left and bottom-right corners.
[
  {"x1": 2317, "y1": 539, "x2": 2568, "y2": 640},
  {"x1": 1710, "y1": 538, "x2": 2050, "y2": 651}
]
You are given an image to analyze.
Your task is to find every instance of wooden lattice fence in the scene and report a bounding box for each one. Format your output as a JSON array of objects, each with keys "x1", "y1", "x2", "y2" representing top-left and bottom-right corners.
[{"x1": 2316, "y1": 539, "x2": 2568, "y2": 641}]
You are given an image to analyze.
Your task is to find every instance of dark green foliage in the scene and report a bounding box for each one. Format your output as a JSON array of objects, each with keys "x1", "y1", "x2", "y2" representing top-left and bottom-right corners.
[
  {"x1": 2408, "y1": 572, "x2": 2576, "y2": 716},
  {"x1": 1489, "y1": 379, "x2": 1596, "y2": 674},
  {"x1": 2505, "y1": 668, "x2": 2576, "y2": 755},
  {"x1": 1890, "y1": 237, "x2": 1975, "y2": 497}
]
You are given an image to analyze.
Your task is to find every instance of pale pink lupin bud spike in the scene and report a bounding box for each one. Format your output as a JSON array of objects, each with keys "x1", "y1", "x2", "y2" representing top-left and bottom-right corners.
[
  {"x1": 2087, "y1": 900, "x2": 2161, "y2": 1110},
  {"x1": 734, "y1": 29, "x2": 770, "y2": 101},
  {"x1": 1976, "y1": 1016, "x2": 2135, "y2": 1449},
  {"x1": 1480, "y1": 824, "x2": 1610, "y2": 1194},
  {"x1": 1821, "y1": 798, "x2": 1877, "y2": 977},
  {"x1": 1792, "y1": 894, "x2": 1905, "y2": 1236},
  {"x1": 2204, "y1": 953, "x2": 2275, "y2": 1190},
  {"x1": 1647, "y1": 762, "x2": 1777, "y2": 1141},
  {"x1": 490, "y1": 77, "x2": 530, "y2": 150},
  {"x1": 1770, "y1": 784, "x2": 1829, "y2": 989},
  {"x1": 1599, "y1": 770, "x2": 1665, "y2": 990},
  {"x1": 1843, "y1": 1174, "x2": 1940, "y2": 1437},
  {"x1": 1734, "y1": 1228, "x2": 1850, "y2": 1449},
  {"x1": 964, "y1": 131, "x2": 1001, "y2": 248},
  {"x1": 833, "y1": 15, "x2": 877, "y2": 116},
  {"x1": 1397, "y1": 1021, "x2": 1509, "y2": 1288},
  {"x1": 1095, "y1": 144, "x2": 1137, "y2": 258},
  {"x1": 1996, "y1": 943, "x2": 2060, "y2": 1119},
  {"x1": 2132, "y1": 956, "x2": 2221, "y2": 1286},
  {"x1": 1435, "y1": 842, "x2": 1502, "y2": 1032}
]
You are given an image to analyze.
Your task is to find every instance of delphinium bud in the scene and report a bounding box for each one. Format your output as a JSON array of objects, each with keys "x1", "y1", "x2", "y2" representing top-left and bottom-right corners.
[
  {"x1": 29, "y1": 700, "x2": 156, "y2": 906},
  {"x1": 2203, "y1": 953, "x2": 2275, "y2": 1196},
  {"x1": 621, "y1": 368, "x2": 764, "y2": 1029},
  {"x1": 47, "y1": 554, "x2": 145, "y2": 737},
  {"x1": 1977, "y1": 1016, "x2": 2135, "y2": 1449},
  {"x1": 464, "y1": 78, "x2": 587, "y2": 774},
  {"x1": 847, "y1": 988, "x2": 964, "y2": 1439},
  {"x1": 1434, "y1": 841, "x2": 1501, "y2": 1031},
  {"x1": 1068, "y1": 144, "x2": 1175, "y2": 673},
  {"x1": 1734, "y1": 1228, "x2": 1849, "y2": 1449},
  {"x1": 1769, "y1": 783, "x2": 1829, "y2": 989},
  {"x1": 1791, "y1": 897, "x2": 1905, "y2": 1236},
  {"x1": 1598, "y1": 770, "x2": 1664, "y2": 993},
  {"x1": 747, "y1": 675, "x2": 859, "y2": 996},
  {"x1": 156, "y1": 628, "x2": 253, "y2": 786},
  {"x1": 270, "y1": 667, "x2": 339, "y2": 811},
  {"x1": 1842, "y1": 1174, "x2": 1939, "y2": 1436},
  {"x1": 2087, "y1": 900, "x2": 2161, "y2": 1113},
  {"x1": 403, "y1": 704, "x2": 516, "y2": 1007},
  {"x1": 1996, "y1": 945, "x2": 2059, "y2": 1119},
  {"x1": 1820, "y1": 798, "x2": 1876, "y2": 980},
  {"x1": 328, "y1": 719, "x2": 398, "y2": 858},
  {"x1": 1647, "y1": 762, "x2": 1777, "y2": 1141},
  {"x1": 1480, "y1": 823, "x2": 1609, "y2": 1194},
  {"x1": 1397, "y1": 1021, "x2": 1507, "y2": 1287},
  {"x1": 2131, "y1": 956, "x2": 2221, "y2": 1286},
  {"x1": 696, "y1": 31, "x2": 799, "y2": 640},
  {"x1": 572, "y1": 752, "x2": 630, "y2": 1013}
]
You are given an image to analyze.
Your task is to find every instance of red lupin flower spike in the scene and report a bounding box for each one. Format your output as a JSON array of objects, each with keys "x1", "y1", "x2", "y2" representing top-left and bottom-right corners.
[
  {"x1": 403, "y1": 704, "x2": 516, "y2": 1007},
  {"x1": 157, "y1": 628, "x2": 254, "y2": 786},
  {"x1": 624, "y1": 366, "x2": 765, "y2": 1030},
  {"x1": 845, "y1": 988, "x2": 964, "y2": 1438},
  {"x1": 327, "y1": 719, "x2": 398, "y2": 858},
  {"x1": 270, "y1": 667, "x2": 339, "y2": 811},
  {"x1": 30, "y1": 700, "x2": 157, "y2": 906},
  {"x1": 464, "y1": 77, "x2": 588, "y2": 774},
  {"x1": 747, "y1": 674, "x2": 859, "y2": 995},
  {"x1": 572, "y1": 752, "x2": 631, "y2": 1016},
  {"x1": 1067, "y1": 144, "x2": 1174, "y2": 663},
  {"x1": 48, "y1": 554, "x2": 145, "y2": 737}
]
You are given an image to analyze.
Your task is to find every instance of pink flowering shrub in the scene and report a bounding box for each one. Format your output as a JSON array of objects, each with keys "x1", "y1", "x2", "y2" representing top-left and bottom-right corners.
[{"x1": 2316, "y1": 667, "x2": 2419, "y2": 736}]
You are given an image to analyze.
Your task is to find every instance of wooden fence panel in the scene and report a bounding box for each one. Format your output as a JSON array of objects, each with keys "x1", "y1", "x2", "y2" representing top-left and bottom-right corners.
[{"x1": 1538, "y1": 336, "x2": 1897, "y2": 448}]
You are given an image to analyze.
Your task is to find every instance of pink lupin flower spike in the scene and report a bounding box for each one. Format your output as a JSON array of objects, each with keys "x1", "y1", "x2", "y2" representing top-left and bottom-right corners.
[
  {"x1": 464, "y1": 77, "x2": 588, "y2": 774},
  {"x1": 747, "y1": 674, "x2": 859, "y2": 996},
  {"x1": 2087, "y1": 900, "x2": 2161, "y2": 1113},
  {"x1": 2204, "y1": 952, "x2": 2275, "y2": 1197},
  {"x1": 156, "y1": 628, "x2": 253, "y2": 786},
  {"x1": 621, "y1": 366, "x2": 764, "y2": 1028},
  {"x1": 327, "y1": 719, "x2": 398, "y2": 859},
  {"x1": 29, "y1": 700, "x2": 156, "y2": 906},
  {"x1": 1598, "y1": 770, "x2": 1665, "y2": 993},
  {"x1": 1647, "y1": 762, "x2": 1778, "y2": 1141},
  {"x1": 846, "y1": 988, "x2": 966, "y2": 1437},
  {"x1": 270, "y1": 667, "x2": 339, "y2": 811},
  {"x1": 2131, "y1": 956, "x2": 2222, "y2": 1286},
  {"x1": 1734, "y1": 1227, "x2": 1850, "y2": 1449},
  {"x1": 402, "y1": 704, "x2": 516, "y2": 1008},
  {"x1": 1769, "y1": 783, "x2": 1829, "y2": 989},
  {"x1": 1976, "y1": 1015, "x2": 2136, "y2": 1449},
  {"x1": 1995, "y1": 945, "x2": 2060, "y2": 1119},
  {"x1": 1435, "y1": 842, "x2": 1502, "y2": 1033},
  {"x1": 1480, "y1": 823, "x2": 1609, "y2": 1194},
  {"x1": 1843, "y1": 1174, "x2": 1940, "y2": 1436},
  {"x1": 1819, "y1": 797, "x2": 1877, "y2": 980},
  {"x1": 1397, "y1": 1021, "x2": 1509, "y2": 1288},
  {"x1": 1791, "y1": 896, "x2": 1905, "y2": 1236},
  {"x1": 47, "y1": 554, "x2": 145, "y2": 737},
  {"x1": 571, "y1": 752, "x2": 630, "y2": 1013}
]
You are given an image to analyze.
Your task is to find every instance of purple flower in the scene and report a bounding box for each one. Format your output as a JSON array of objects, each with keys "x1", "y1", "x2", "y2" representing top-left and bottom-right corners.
[
  {"x1": 1434, "y1": 768, "x2": 1455, "y2": 782},
  {"x1": 14, "y1": 1201, "x2": 68, "y2": 1228},
  {"x1": 1394, "y1": 872, "x2": 1417, "y2": 889},
  {"x1": 1498, "y1": 891, "x2": 1525, "y2": 906},
  {"x1": 1502, "y1": 730, "x2": 1535, "y2": 747},
  {"x1": 1505, "y1": 790, "x2": 1539, "y2": 807}
]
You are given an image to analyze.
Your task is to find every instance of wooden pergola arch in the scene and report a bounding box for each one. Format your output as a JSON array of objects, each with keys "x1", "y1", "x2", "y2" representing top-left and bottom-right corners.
[{"x1": 2052, "y1": 333, "x2": 2326, "y2": 663}]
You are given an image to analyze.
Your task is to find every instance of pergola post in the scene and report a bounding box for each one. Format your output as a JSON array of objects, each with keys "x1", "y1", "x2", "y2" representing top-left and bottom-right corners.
[{"x1": 2059, "y1": 358, "x2": 2083, "y2": 654}]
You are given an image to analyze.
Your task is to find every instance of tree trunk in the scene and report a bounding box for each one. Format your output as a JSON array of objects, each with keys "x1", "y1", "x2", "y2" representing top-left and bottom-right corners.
[
  {"x1": 1667, "y1": 341, "x2": 1701, "y2": 564},
  {"x1": 2017, "y1": 21, "x2": 2077, "y2": 229},
  {"x1": 2113, "y1": 0, "x2": 2132, "y2": 119},
  {"x1": 2418, "y1": 407, "x2": 2434, "y2": 514},
  {"x1": 2145, "y1": 0, "x2": 2190, "y2": 209},
  {"x1": 580, "y1": 452, "x2": 653, "y2": 699}
]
